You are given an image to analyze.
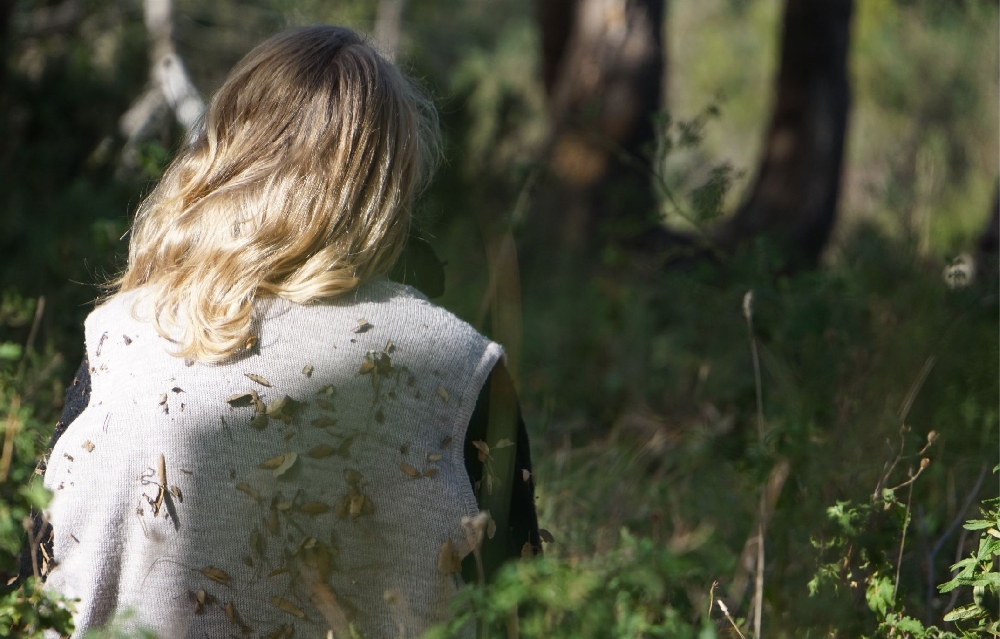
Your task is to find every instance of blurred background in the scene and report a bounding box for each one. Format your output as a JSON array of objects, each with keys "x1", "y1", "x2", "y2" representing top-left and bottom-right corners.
[{"x1": 0, "y1": 0, "x2": 998, "y2": 636}]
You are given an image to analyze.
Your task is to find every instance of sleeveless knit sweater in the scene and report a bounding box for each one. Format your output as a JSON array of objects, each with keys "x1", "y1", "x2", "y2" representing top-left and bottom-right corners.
[{"x1": 42, "y1": 279, "x2": 503, "y2": 638}]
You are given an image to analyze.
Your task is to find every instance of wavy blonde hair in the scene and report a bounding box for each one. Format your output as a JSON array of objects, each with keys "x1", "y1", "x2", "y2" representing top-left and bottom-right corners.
[{"x1": 114, "y1": 26, "x2": 440, "y2": 363}]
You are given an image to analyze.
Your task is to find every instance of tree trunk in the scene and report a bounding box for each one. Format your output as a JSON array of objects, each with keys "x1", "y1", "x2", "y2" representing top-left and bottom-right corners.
[
  {"x1": 538, "y1": 0, "x2": 664, "y2": 250},
  {"x1": 978, "y1": 182, "x2": 999, "y2": 255},
  {"x1": 717, "y1": 0, "x2": 853, "y2": 268}
]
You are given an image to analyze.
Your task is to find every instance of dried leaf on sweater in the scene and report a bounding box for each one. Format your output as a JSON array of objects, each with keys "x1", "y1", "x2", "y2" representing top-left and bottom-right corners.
[
  {"x1": 236, "y1": 482, "x2": 260, "y2": 500},
  {"x1": 423, "y1": 468, "x2": 439, "y2": 478},
  {"x1": 226, "y1": 392, "x2": 255, "y2": 407},
  {"x1": 272, "y1": 597, "x2": 306, "y2": 618},
  {"x1": 316, "y1": 399, "x2": 336, "y2": 412},
  {"x1": 354, "y1": 319, "x2": 373, "y2": 333},
  {"x1": 436, "y1": 385, "x2": 449, "y2": 402},
  {"x1": 399, "y1": 463, "x2": 419, "y2": 477},
  {"x1": 317, "y1": 384, "x2": 337, "y2": 398},
  {"x1": 311, "y1": 417, "x2": 336, "y2": 428},
  {"x1": 300, "y1": 501, "x2": 329, "y2": 515},
  {"x1": 427, "y1": 453, "x2": 442, "y2": 462},
  {"x1": 302, "y1": 364, "x2": 313, "y2": 377},
  {"x1": 245, "y1": 373, "x2": 271, "y2": 387},
  {"x1": 259, "y1": 454, "x2": 286, "y2": 470},
  {"x1": 273, "y1": 452, "x2": 298, "y2": 478},
  {"x1": 82, "y1": 440, "x2": 95, "y2": 453},
  {"x1": 437, "y1": 539, "x2": 461, "y2": 575},
  {"x1": 307, "y1": 444, "x2": 336, "y2": 458},
  {"x1": 200, "y1": 566, "x2": 230, "y2": 585}
]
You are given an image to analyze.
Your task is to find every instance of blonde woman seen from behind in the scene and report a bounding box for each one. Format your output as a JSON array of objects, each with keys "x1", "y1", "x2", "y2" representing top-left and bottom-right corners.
[{"x1": 37, "y1": 26, "x2": 540, "y2": 638}]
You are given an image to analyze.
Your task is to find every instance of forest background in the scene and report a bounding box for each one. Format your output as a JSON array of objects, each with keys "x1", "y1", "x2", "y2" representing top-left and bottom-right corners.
[{"x1": 0, "y1": 0, "x2": 998, "y2": 637}]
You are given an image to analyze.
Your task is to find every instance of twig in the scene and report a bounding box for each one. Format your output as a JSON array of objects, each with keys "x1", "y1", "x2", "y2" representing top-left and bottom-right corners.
[
  {"x1": 743, "y1": 290, "x2": 766, "y2": 639},
  {"x1": 743, "y1": 291, "x2": 765, "y2": 442},
  {"x1": 23, "y1": 296, "x2": 45, "y2": 359},
  {"x1": 0, "y1": 395, "x2": 21, "y2": 483},
  {"x1": 887, "y1": 458, "x2": 930, "y2": 492},
  {"x1": 892, "y1": 478, "x2": 914, "y2": 603},
  {"x1": 897, "y1": 356, "x2": 936, "y2": 424},
  {"x1": 716, "y1": 600, "x2": 747, "y2": 639}
]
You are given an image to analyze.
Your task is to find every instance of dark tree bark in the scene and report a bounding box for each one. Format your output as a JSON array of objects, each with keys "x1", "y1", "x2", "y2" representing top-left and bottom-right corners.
[
  {"x1": 717, "y1": 0, "x2": 854, "y2": 268},
  {"x1": 977, "y1": 182, "x2": 999, "y2": 255},
  {"x1": 538, "y1": 0, "x2": 665, "y2": 249}
]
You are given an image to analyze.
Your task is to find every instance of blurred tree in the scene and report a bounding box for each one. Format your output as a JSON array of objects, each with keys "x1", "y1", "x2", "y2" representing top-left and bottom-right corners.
[
  {"x1": 717, "y1": 0, "x2": 854, "y2": 268},
  {"x1": 537, "y1": 0, "x2": 664, "y2": 250}
]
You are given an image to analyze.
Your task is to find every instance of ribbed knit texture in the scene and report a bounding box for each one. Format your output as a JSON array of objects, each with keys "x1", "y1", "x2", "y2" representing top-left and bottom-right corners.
[{"x1": 43, "y1": 278, "x2": 502, "y2": 639}]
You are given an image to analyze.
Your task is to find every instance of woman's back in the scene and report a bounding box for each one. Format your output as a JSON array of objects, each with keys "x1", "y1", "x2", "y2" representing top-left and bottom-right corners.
[{"x1": 44, "y1": 279, "x2": 501, "y2": 637}]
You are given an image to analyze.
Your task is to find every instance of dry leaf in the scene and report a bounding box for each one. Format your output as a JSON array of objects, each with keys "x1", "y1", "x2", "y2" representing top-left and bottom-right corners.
[
  {"x1": 307, "y1": 444, "x2": 337, "y2": 458},
  {"x1": 399, "y1": 463, "x2": 419, "y2": 477},
  {"x1": 250, "y1": 413, "x2": 269, "y2": 430},
  {"x1": 200, "y1": 566, "x2": 230, "y2": 585},
  {"x1": 316, "y1": 399, "x2": 336, "y2": 411},
  {"x1": 267, "y1": 510, "x2": 279, "y2": 534},
  {"x1": 170, "y1": 485, "x2": 183, "y2": 502},
  {"x1": 300, "y1": 501, "x2": 330, "y2": 515},
  {"x1": 338, "y1": 435, "x2": 356, "y2": 458},
  {"x1": 242, "y1": 556, "x2": 253, "y2": 567},
  {"x1": 487, "y1": 518, "x2": 497, "y2": 539},
  {"x1": 311, "y1": 417, "x2": 336, "y2": 428},
  {"x1": 82, "y1": 440, "x2": 95, "y2": 453},
  {"x1": 271, "y1": 596, "x2": 306, "y2": 619},
  {"x1": 494, "y1": 438, "x2": 514, "y2": 449},
  {"x1": 244, "y1": 335, "x2": 258, "y2": 351},
  {"x1": 273, "y1": 452, "x2": 298, "y2": 477},
  {"x1": 302, "y1": 364, "x2": 313, "y2": 377},
  {"x1": 343, "y1": 469, "x2": 362, "y2": 485},
  {"x1": 157, "y1": 393, "x2": 168, "y2": 406},
  {"x1": 334, "y1": 494, "x2": 350, "y2": 519},
  {"x1": 245, "y1": 373, "x2": 270, "y2": 387},
  {"x1": 354, "y1": 319, "x2": 373, "y2": 334},
  {"x1": 437, "y1": 539, "x2": 461, "y2": 575},
  {"x1": 224, "y1": 601, "x2": 236, "y2": 624},
  {"x1": 423, "y1": 468, "x2": 439, "y2": 478},
  {"x1": 436, "y1": 385, "x2": 449, "y2": 402},
  {"x1": 226, "y1": 392, "x2": 255, "y2": 406},
  {"x1": 441, "y1": 436, "x2": 453, "y2": 448},
  {"x1": 539, "y1": 528, "x2": 555, "y2": 543},
  {"x1": 266, "y1": 396, "x2": 301, "y2": 424},
  {"x1": 259, "y1": 454, "x2": 286, "y2": 470},
  {"x1": 472, "y1": 440, "x2": 489, "y2": 462},
  {"x1": 236, "y1": 482, "x2": 260, "y2": 500},
  {"x1": 383, "y1": 340, "x2": 394, "y2": 353},
  {"x1": 427, "y1": 453, "x2": 442, "y2": 462},
  {"x1": 317, "y1": 385, "x2": 336, "y2": 397}
]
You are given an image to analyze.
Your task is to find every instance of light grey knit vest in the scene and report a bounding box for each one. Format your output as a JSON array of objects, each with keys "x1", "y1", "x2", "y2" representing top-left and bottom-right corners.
[{"x1": 43, "y1": 278, "x2": 503, "y2": 639}]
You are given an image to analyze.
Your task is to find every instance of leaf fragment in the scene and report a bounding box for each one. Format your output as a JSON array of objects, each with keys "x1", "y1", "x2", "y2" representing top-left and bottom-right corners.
[
  {"x1": 437, "y1": 539, "x2": 461, "y2": 575},
  {"x1": 157, "y1": 393, "x2": 168, "y2": 406},
  {"x1": 487, "y1": 517, "x2": 497, "y2": 539},
  {"x1": 311, "y1": 417, "x2": 336, "y2": 428},
  {"x1": 200, "y1": 566, "x2": 230, "y2": 585},
  {"x1": 343, "y1": 469, "x2": 362, "y2": 485},
  {"x1": 436, "y1": 385, "x2": 449, "y2": 402},
  {"x1": 539, "y1": 528, "x2": 555, "y2": 543},
  {"x1": 243, "y1": 335, "x2": 258, "y2": 351},
  {"x1": 272, "y1": 451, "x2": 298, "y2": 477},
  {"x1": 259, "y1": 454, "x2": 286, "y2": 470},
  {"x1": 494, "y1": 438, "x2": 514, "y2": 449},
  {"x1": 266, "y1": 396, "x2": 301, "y2": 424},
  {"x1": 245, "y1": 373, "x2": 271, "y2": 387},
  {"x1": 236, "y1": 482, "x2": 260, "y2": 500},
  {"x1": 271, "y1": 596, "x2": 306, "y2": 619},
  {"x1": 250, "y1": 413, "x2": 269, "y2": 429},
  {"x1": 316, "y1": 399, "x2": 336, "y2": 411},
  {"x1": 302, "y1": 364, "x2": 313, "y2": 377},
  {"x1": 300, "y1": 501, "x2": 330, "y2": 515},
  {"x1": 307, "y1": 444, "x2": 337, "y2": 458},
  {"x1": 354, "y1": 319, "x2": 373, "y2": 334},
  {"x1": 82, "y1": 440, "x2": 95, "y2": 453},
  {"x1": 423, "y1": 468, "x2": 439, "y2": 478},
  {"x1": 399, "y1": 463, "x2": 420, "y2": 478},
  {"x1": 317, "y1": 385, "x2": 337, "y2": 398},
  {"x1": 472, "y1": 440, "x2": 489, "y2": 462},
  {"x1": 427, "y1": 453, "x2": 442, "y2": 462}
]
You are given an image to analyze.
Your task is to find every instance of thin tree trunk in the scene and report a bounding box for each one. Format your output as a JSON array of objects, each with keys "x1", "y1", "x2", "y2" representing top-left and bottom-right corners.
[
  {"x1": 977, "y1": 181, "x2": 999, "y2": 255},
  {"x1": 717, "y1": 0, "x2": 853, "y2": 268},
  {"x1": 539, "y1": 0, "x2": 664, "y2": 250}
]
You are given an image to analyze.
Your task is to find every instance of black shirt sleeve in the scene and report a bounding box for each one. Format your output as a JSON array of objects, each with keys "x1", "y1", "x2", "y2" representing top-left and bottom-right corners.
[{"x1": 462, "y1": 363, "x2": 542, "y2": 582}]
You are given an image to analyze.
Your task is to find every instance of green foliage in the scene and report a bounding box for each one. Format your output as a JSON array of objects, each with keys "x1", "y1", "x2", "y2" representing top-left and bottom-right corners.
[{"x1": 424, "y1": 530, "x2": 721, "y2": 639}]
